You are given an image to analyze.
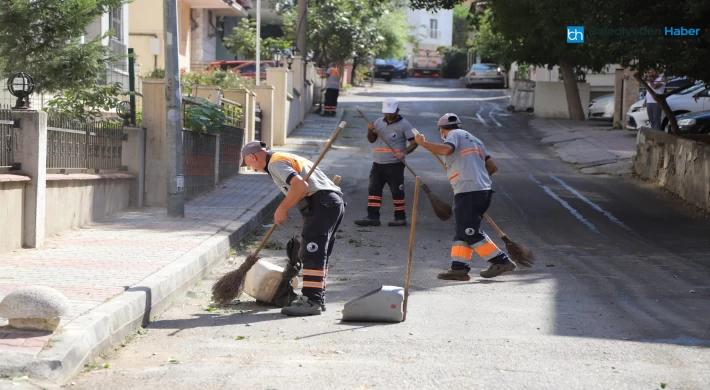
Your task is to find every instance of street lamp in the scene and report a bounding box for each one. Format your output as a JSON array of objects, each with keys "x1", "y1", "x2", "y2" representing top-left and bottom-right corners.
[
  {"x1": 7, "y1": 72, "x2": 35, "y2": 109},
  {"x1": 290, "y1": 43, "x2": 300, "y2": 58},
  {"x1": 271, "y1": 48, "x2": 282, "y2": 67}
]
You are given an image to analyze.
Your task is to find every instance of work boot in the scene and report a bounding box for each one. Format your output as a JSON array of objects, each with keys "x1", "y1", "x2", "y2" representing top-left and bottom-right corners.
[
  {"x1": 354, "y1": 217, "x2": 381, "y2": 227},
  {"x1": 479, "y1": 259, "x2": 517, "y2": 278},
  {"x1": 437, "y1": 269, "x2": 471, "y2": 281},
  {"x1": 388, "y1": 219, "x2": 407, "y2": 227},
  {"x1": 281, "y1": 296, "x2": 322, "y2": 317}
]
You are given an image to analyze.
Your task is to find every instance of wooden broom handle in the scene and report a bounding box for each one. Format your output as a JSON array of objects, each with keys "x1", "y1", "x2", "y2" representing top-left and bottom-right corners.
[
  {"x1": 420, "y1": 133, "x2": 507, "y2": 239},
  {"x1": 252, "y1": 122, "x2": 346, "y2": 258},
  {"x1": 403, "y1": 176, "x2": 421, "y2": 322},
  {"x1": 356, "y1": 109, "x2": 419, "y2": 178}
]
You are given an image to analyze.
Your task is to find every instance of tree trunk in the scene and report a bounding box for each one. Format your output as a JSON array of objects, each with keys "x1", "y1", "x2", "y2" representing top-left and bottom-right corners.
[
  {"x1": 634, "y1": 72, "x2": 679, "y2": 134},
  {"x1": 559, "y1": 59, "x2": 585, "y2": 121}
]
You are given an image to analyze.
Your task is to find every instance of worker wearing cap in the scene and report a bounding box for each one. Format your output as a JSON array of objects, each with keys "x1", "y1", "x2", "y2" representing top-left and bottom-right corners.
[
  {"x1": 241, "y1": 141, "x2": 345, "y2": 316},
  {"x1": 321, "y1": 62, "x2": 341, "y2": 116},
  {"x1": 355, "y1": 98, "x2": 417, "y2": 227},
  {"x1": 414, "y1": 113, "x2": 516, "y2": 279}
]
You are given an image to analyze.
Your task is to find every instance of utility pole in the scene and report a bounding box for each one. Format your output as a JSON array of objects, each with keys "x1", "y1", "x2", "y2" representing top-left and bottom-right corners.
[
  {"x1": 296, "y1": 0, "x2": 307, "y2": 82},
  {"x1": 164, "y1": 0, "x2": 185, "y2": 217},
  {"x1": 255, "y1": 0, "x2": 261, "y2": 86}
]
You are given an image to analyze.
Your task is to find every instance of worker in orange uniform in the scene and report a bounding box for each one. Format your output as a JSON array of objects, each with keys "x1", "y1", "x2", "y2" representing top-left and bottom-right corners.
[
  {"x1": 321, "y1": 62, "x2": 341, "y2": 116},
  {"x1": 414, "y1": 113, "x2": 516, "y2": 280}
]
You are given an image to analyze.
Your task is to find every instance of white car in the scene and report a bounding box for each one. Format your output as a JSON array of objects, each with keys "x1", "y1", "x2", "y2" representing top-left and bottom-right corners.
[
  {"x1": 588, "y1": 94, "x2": 614, "y2": 120},
  {"x1": 626, "y1": 83, "x2": 710, "y2": 131}
]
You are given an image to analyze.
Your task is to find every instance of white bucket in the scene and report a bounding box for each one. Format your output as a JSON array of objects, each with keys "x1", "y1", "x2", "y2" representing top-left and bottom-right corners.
[{"x1": 243, "y1": 260, "x2": 299, "y2": 303}]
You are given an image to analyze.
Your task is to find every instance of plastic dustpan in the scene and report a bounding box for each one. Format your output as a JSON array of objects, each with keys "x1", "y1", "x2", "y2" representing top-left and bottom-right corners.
[{"x1": 341, "y1": 285, "x2": 404, "y2": 323}]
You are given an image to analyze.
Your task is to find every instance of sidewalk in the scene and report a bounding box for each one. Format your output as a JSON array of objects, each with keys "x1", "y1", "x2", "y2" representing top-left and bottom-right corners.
[
  {"x1": 530, "y1": 118, "x2": 638, "y2": 175},
  {"x1": 0, "y1": 109, "x2": 344, "y2": 383}
]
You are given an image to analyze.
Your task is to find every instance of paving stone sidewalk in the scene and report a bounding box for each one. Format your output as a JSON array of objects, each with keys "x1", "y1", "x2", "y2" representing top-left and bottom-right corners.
[
  {"x1": 531, "y1": 118, "x2": 638, "y2": 175},
  {"x1": 0, "y1": 109, "x2": 344, "y2": 382}
]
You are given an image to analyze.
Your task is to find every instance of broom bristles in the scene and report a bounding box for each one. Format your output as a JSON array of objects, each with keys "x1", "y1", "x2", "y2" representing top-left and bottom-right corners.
[
  {"x1": 212, "y1": 254, "x2": 261, "y2": 304},
  {"x1": 502, "y1": 236, "x2": 534, "y2": 268},
  {"x1": 421, "y1": 183, "x2": 453, "y2": 221}
]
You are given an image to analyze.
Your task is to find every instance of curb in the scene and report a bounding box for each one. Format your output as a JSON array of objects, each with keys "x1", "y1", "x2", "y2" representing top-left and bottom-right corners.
[{"x1": 4, "y1": 190, "x2": 283, "y2": 383}]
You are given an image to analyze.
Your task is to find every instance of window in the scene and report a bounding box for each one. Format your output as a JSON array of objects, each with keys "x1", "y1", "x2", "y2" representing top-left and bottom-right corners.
[
  {"x1": 473, "y1": 64, "x2": 499, "y2": 71},
  {"x1": 110, "y1": 7, "x2": 123, "y2": 42},
  {"x1": 429, "y1": 19, "x2": 439, "y2": 39}
]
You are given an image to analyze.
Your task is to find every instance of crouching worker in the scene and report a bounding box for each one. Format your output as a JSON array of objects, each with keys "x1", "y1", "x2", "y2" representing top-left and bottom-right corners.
[
  {"x1": 413, "y1": 114, "x2": 516, "y2": 280},
  {"x1": 242, "y1": 141, "x2": 346, "y2": 316}
]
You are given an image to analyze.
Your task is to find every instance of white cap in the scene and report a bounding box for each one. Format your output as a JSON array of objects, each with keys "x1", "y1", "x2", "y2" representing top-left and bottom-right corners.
[{"x1": 382, "y1": 98, "x2": 399, "y2": 114}]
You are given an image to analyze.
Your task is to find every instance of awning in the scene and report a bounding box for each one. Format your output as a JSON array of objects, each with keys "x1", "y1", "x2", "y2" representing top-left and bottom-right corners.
[{"x1": 182, "y1": 0, "x2": 248, "y2": 16}]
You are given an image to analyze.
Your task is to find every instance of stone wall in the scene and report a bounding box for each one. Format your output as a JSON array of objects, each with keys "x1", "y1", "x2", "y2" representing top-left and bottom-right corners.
[
  {"x1": 0, "y1": 176, "x2": 29, "y2": 255},
  {"x1": 45, "y1": 174, "x2": 134, "y2": 238},
  {"x1": 633, "y1": 129, "x2": 710, "y2": 211}
]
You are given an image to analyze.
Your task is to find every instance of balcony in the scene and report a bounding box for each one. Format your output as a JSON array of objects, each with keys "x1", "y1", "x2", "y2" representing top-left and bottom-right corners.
[{"x1": 427, "y1": 29, "x2": 442, "y2": 40}]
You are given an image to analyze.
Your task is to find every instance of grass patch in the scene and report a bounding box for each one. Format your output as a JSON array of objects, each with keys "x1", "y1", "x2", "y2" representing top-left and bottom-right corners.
[
  {"x1": 263, "y1": 240, "x2": 284, "y2": 250},
  {"x1": 236, "y1": 336, "x2": 246, "y2": 340},
  {"x1": 356, "y1": 229, "x2": 372, "y2": 233},
  {"x1": 348, "y1": 238, "x2": 362, "y2": 247}
]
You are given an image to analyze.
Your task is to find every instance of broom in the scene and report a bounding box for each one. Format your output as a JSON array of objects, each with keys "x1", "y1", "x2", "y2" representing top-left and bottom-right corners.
[
  {"x1": 212, "y1": 121, "x2": 348, "y2": 304},
  {"x1": 415, "y1": 132, "x2": 534, "y2": 268},
  {"x1": 356, "y1": 109, "x2": 452, "y2": 221},
  {"x1": 402, "y1": 176, "x2": 421, "y2": 322}
]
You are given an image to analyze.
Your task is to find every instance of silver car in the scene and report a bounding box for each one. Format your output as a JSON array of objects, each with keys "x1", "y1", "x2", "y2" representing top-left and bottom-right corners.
[
  {"x1": 587, "y1": 94, "x2": 614, "y2": 120},
  {"x1": 465, "y1": 63, "x2": 505, "y2": 88}
]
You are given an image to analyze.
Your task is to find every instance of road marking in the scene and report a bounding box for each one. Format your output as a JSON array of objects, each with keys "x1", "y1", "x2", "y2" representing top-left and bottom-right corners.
[
  {"x1": 488, "y1": 109, "x2": 503, "y2": 127},
  {"x1": 475, "y1": 105, "x2": 488, "y2": 126},
  {"x1": 529, "y1": 175, "x2": 600, "y2": 234},
  {"x1": 549, "y1": 175, "x2": 636, "y2": 235}
]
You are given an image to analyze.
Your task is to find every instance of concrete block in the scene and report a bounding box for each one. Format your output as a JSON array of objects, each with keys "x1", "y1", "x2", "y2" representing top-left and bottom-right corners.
[
  {"x1": 0, "y1": 286, "x2": 69, "y2": 331},
  {"x1": 533, "y1": 81, "x2": 590, "y2": 119}
]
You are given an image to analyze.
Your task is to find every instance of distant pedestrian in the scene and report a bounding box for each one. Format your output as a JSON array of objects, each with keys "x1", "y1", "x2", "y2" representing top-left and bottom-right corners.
[
  {"x1": 321, "y1": 62, "x2": 341, "y2": 117},
  {"x1": 643, "y1": 69, "x2": 666, "y2": 130}
]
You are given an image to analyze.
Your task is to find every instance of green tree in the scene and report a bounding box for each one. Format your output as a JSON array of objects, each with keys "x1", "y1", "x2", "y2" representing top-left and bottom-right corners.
[
  {"x1": 476, "y1": 0, "x2": 614, "y2": 120},
  {"x1": 223, "y1": 18, "x2": 290, "y2": 60},
  {"x1": 0, "y1": 0, "x2": 125, "y2": 93},
  {"x1": 278, "y1": 0, "x2": 410, "y2": 84},
  {"x1": 469, "y1": 8, "x2": 513, "y2": 69},
  {"x1": 592, "y1": 0, "x2": 710, "y2": 133},
  {"x1": 452, "y1": 4, "x2": 469, "y2": 49}
]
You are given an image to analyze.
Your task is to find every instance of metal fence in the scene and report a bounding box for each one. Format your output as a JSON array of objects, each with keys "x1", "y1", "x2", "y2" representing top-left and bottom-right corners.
[
  {"x1": 221, "y1": 98, "x2": 242, "y2": 128},
  {"x1": 46, "y1": 114, "x2": 124, "y2": 170},
  {"x1": 0, "y1": 106, "x2": 13, "y2": 168},
  {"x1": 183, "y1": 129, "x2": 216, "y2": 201},
  {"x1": 219, "y1": 125, "x2": 245, "y2": 182},
  {"x1": 254, "y1": 103, "x2": 262, "y2": 141}
]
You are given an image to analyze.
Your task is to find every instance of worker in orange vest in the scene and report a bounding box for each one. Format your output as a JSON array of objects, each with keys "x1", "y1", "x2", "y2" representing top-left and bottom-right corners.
[{"x1": 321, "y1": 62, "x2": 341, "y2": 117}]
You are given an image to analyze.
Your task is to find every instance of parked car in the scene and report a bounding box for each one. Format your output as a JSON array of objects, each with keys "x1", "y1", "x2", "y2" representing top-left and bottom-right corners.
[
  {"x1": 232, "y1": 61, "x2": 277, "y2": 80},
  {"x1": 374, "y1": 59, "x2": 408, "y2": 81},
  {"x1": 465, "y1": 63, "x2": 505, "y2": 88},
  {"x1": 626, "y1": 83, "x2": 710, "y2": 131},
  {"x1": 205, "y1": 60, "x2": 252, "y2": 71},
  {"x1": 587, "y1": 94, "x2": 614, "y2": 120},
  {"x1": 674, "y1": 110, "x2": 710, "y2": 135}
]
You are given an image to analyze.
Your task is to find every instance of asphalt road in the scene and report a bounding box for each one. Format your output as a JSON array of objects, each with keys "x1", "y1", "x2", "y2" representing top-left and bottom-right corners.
[{"x1": 20, "y1": 78, "x2": 710, "y2": 390}]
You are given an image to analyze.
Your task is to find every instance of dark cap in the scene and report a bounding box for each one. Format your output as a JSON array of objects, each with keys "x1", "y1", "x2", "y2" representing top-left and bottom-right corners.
[
  {"x1": 437, "y1": 113, "x2": 462, "y2": 127},
  {"x1": 241, "y1": 141, "x2": 268, "y2": 161}
]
